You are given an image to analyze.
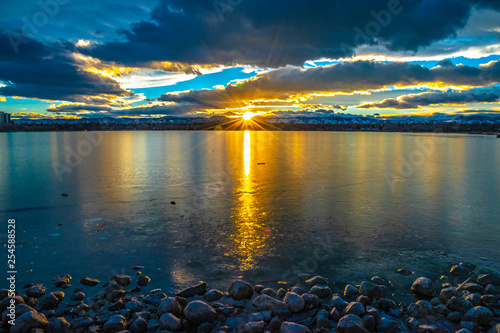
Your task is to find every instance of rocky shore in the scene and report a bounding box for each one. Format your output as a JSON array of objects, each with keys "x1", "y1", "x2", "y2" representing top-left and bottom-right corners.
[{"x1": 1, "y1": 263, "x2": 500, "y2": 333}]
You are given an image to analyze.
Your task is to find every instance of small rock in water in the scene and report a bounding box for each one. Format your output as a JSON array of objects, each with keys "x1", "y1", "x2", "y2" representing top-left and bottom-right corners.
[
  {"x1": 306, "y1": 276, "x2": 328, "y2": 286},
  {"x1": 47, "y1": 317, "x2": 70, "y2": 333},
  {"x1": 69, "y1": 292, "x2": 85, "y2": 301},
  {"x1": 52, "y1": 274, "x2": 71, "y2": 287},
  {"x1": 26, "y1": 284, "x2": 46, "y2": 298},
  {"x1": 137, "y1": 275, "x2": 151, "y2": 286},
  {"x1": 184, "y1": 300, "x2": 217, "y2": 325},
  {"x1": 477, "y1": 273, "x2": 500, "y2": 286},
  {"x1": 280, "y1": 321, "x2": 312, "y2": 333},
  {"x1": 359, "y1": 281, "x2": 381, "y2": 298},
  {"x1": 111, "y1": 275, "x2": 131, "y2": 287},
  {"x1": 204, "y1": 289, "x2": 223, "y2": 302},
  {"x1": 177, "y1": 281, "x2": 207, "y2": 297},
  {"x1": 450, "y1": 264, "x2": 470, "y2": 276},
  {"x1": 396, "y1": 268, "x2": 413, "y2": 276},
  {"x1": 11, "y1": 311, "x2": 48, "y2": 333},
  {"x1": 80, "y1": 276, "x2": 100, "y2": 287},
  {"x1": 309, "y1": 285, "x2": 331, "y2": 298},
  {"x1": 411, "y1": 277, "x2": 435, "y2": 298},
  {"x1": 344, "y1": 284, "x2": 359, "y2": 297},
  {"x1": 132, "y1": 266, "x2": 144, "y2": 270},
  {"x1": 229, "y1": 279, "x2": 254, "y2": 300}
]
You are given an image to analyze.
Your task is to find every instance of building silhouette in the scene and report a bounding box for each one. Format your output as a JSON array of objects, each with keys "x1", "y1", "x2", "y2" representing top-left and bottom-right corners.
[{"x1": 0, "y1": 111, "x2": 11, "y2": 126}]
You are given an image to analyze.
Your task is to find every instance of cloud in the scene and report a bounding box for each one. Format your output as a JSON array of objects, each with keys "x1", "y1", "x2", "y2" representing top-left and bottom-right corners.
[
  {"x1": 0, "y1": 30, "x2": 133, "y2": 104},
  {"x1": 0, "y1": 97, "x2": 5, "y2": 102},
  {"x1": 358, "y1": 86, "x2": 500, "y2": 109},
  {"x1": 86, "y1": 0, "x2": 500, "y2": 68},
  {"x1": 47, "y1": 103, "x2": 114, "y2": 113}
]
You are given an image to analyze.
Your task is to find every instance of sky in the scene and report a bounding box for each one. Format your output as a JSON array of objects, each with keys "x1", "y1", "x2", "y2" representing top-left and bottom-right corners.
[{"x1": 1, "y1": 0, "x2": 500, "y2": 119}]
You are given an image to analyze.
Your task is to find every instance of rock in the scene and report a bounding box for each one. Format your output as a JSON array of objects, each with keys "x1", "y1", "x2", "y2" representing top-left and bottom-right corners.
[
  {"x1": 371, "y1": 276, "x2": 390, "y2": 286},
  {"x1": 439, "y1": 287, "x2": 457, "y2": 302},
  {"x1": 197, "y1": 322, "x2": 214, "y2": 333},
  {"x1": 129, "y1": 317, "x2": 148, "y2": 333},
  {"x1": 306, "y1": 276, "x2": 328, "y2": 286},
  {"x1": 280, "y1": 321, "x2": 312, "y2": 333},
  {"x1": 111, "y1": 275, "x2": 131, "y2": 287},
  {"x1": 485, "y1": 284, "x2": 498, "y2": 294},
  {"x1": 158, "y1": 297, "x2": 183, "y2": 317},
  {"x1": 460, "y1": 321, "x2": 479, "y2": 332},
  {"x1": 330, "y1": 307, "x2": 341, "y2": 321},
  {"x1": 47, "y1": 317, "x2": 70, "y2": 333},
  {"x1": 451, "y1": 265, "x2": 470, "y2": 276},
  {"x1": 344, "y1": 285, "x2": 359, "y2": 297},
  {"x1": 277, "y1": 288, "x2": 287, "y2": 299},
  {"x1": 26, "y1": 285, "x2": 46, "y2": 298},
  {"x1": 446, "y1": 296, "x2": 462, "y2": 312},
  {"x1": 378, "y1": 316, "x2": 399, "y2": 333},
  {"x1": 417, "y1": 324, "x2": 438, "y2": 332},
  {"x1": 463, "y1": 306, "x2": 494, "y2": 327},
  {"x1": 465, "y1": 294, "x2": 481, "y2": 307},
  {"x1": 254, "y1": 285, "x2": 265, "y2": 294},
  {"x1": 455, "y1": 329, "x2": 473, "y2": 333},
  {"x1": 250, "y1": 311, "x2": 272, "y2": 322},
  {"x1": 70, "y1": 292, "x2": 85, "y2": 301},
  {"x1": 396, "y1": 268, "x2": 413, "y2": 276},
  {"x1": 461, "y1": 283, "x2": 484, "y2": 294},
  {"x1": 184, "y1": 300, "x2": 217, "y2": 325},
  {"x1": 309, "y1": 285, "x2": 331, "y2": 298},
  {"x1": 177, "y1": 282, "x2": 207, "y2": 298},
  {"x1": 10, "y1": 311, "x2": 48, "y2": 333},
  {"x1": 242, "y1": 320, "x2": 265, "y2": 333},
  {"x1": 39, "y1": 292, "x2": 64, "y2": 310},
  {"x1": 315, "y1": 314, "x2": 331, "y2": 328},
  {"x1": 331, "y1": 296, "x2": 349, "y2": 310},
  {"x1": 253, "y1": 294, "x2": 289, "y2": 311},
  {"x1": 229, "y1": 280, "x2": 253, "y2": 300},
  {"x1": 270, "y1": 316, "x2": 282, "y2": 331},
  {"x1": 261, "y1": 288, "x2": 277, "y2": 298},
  {"x1": 108, "y1": 299, "x2": 125, "y2": 311},
  {"x1": 302, "y1": 293, "x2": 320, "y2": 309},
  {"x1": 126, "y1": 300, "x2": 143, "y2": 312},
  {"x1": 477, "y1": 274, "x2": 500, "y2": 287},
  {"x1": 337, "y1": 314, "x2": 366, "y2": 333},
  {"x1": 204, "y1": 289, "x2": 223, "y2": 302},
  {"x1": 159, "y1": 313, "x2": 182, "y2": 331},
  {"x1": 103, "y1": 314, "x2": 127, "y2": 332},
  {"x1": 136, "y1": 276, "x2": 150, "y2": 287},
  {"x1": 359, "y1": 281, "x2": 381, "y2": 298},
  {"x1": 411, "y1": 277, "x2": 435, "y2": 298},
  {"x1": 52, "y1": 275, "x2": 71, "y2": 288},
  {"x1": 80, "y1": 276, "x2": 100, "y2": 287},
  {"x1": 362, "y1": 315, "x2": 376, "y2": 332},
  {"x1": 447, "y1": 311, "x2": 461, "y2": 323},
  {"x1": 283, "y1": 292, "x2": 305, "y2": 313},
  {"x1": 405, "y1": 317, "x2": 420, "y2": 331},
  {"x1": 345, "y1": 302, "x2": 365, "y2": 317}
]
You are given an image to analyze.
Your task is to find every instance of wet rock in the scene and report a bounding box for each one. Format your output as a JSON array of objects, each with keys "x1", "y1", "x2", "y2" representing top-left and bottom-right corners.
[
  {"x1": 129, "y1": 317, "x2": 148, "y2": 333},
  {"x1": 254, "y1": 285, "x2": 265, "y2": 294},
  {"x1": 315, "y1": 314, "x2": 331, "y2": 328},
  {"x1": 405, "y1": 317, "x2": 420, "y2": 331},
  {"x1": 330, "y1": 307, "x2": 341, "y2": 321},
  {"x1": 276, "y1": 288, "x2": 287, "y2": 299},
  {"x1": 26, "y1": 285, "x2": 46, "y2": 298},
  {"x1": 158, "y1": 297, "x2": 182, "y2": 317},
  {"x1": 80, "y1": 276, "x2": 100, "y2": 287},
  {"x1": 125, "y1": 300, "x2": 143, "y2": 312},
  {"x1": 460, "y1": 321, "x2": 479, "y2": 332},
  {"x1": 356, "y1": 295, "x2": 370, "y2": 307},
  {"x1": 439, "y1": 287, "x2": 457, "y2": 302},
  {"x1": 204, "y1": 289, "x2": 223, "y2": 302},
  {"x1": 159, "y1": 313, "x2": 182, "y2": 331},
  {"x1": 433, "y1": 304, "x2": 448, "y2": 315},
  {"x1": 108, "y1": 299, "x2": 125, "y2": 311},
  {"x1": 103, "y1": 314, "x2": 127, "y2": 332},
  {"x1": 344, "y1": 285, "x2": 359, "y2": 297},
  {"x1": 412, "y1": 277, "x2": 435, "y2": 298},
  {"x1": 371, "y1": 276, "x2": 390, "y2": 286},
  {"x1": 359, "y1": 281, "x2": 381, "y2": 298},
  {"x1": 52, "y1": 275, "x2": 71, "y2": 288},
  {"x1": 447, "y1": 311, "x2": 461, "y2": 323},
  {"x1": 337, "y1": 314, "x2": 365, "y2": 333},
  {"x1": 306, "y1": 276, "x2": 328, "y2": 286},
  {"x1": 197, "y1": 322, "x2": 214, "y2": 333},
  {"x1": 308, "y1": 285, "x2": 331, "y2": 298},
  {"x1": 485, "y1": 284, "x2": 498, "y2": 295},
  {"x1": 345, "y1": 302, "x2": 365, "y2": 317},
  {"x1": 136, "y1": 276, "x2": 150, "y2": 287},
  {"x1": 461, "y1": 283, "x2": 484, "y2": 294},
  {"x1": 290, "y1": 286, "x2": 305, "y2": 295},
  {"x1": 283, "y1": 292, "x2": 305, "y2": 313},
  {"x1": 250, "y1": 311, "x2": 272, "y2": 322},
  {"x1": 253, "y1": 294, "x2": 289, "y2": 312},
  {"x1": 302, "y1": 293, "x2": 320, "y2": 309},
  {"x1": 465, "y1": 293, "x2": 482, "y2": 307},
  {"x1": 418, "y1": 324, "x2": 438, "y2": 332},
  {"x1": 47, "y1": 317, "x2": 70, "y2": 333},
  {"x1": 477, "y1": 274, "x2": 500, "y2": 287},
  {"x1": 104, "y1": 281, "x2": 122, "y2": 292},
  {"x1": 446, "y1": 296, "x2": 462, "y2": 312},
  {"x1": 10, "y1": 311, "x2": 48, "y2": 333},
  {"x1": 229, "y1": 280, "x2": 253, "y2": 300},
  {"x1": 242, "y1": 320, "x2": 265, "y2": 333},
  {"x1": 184, "y1": 300, "x2": 217, "y2": 325},
  {"x1": 361, "y1": 315, "x2": 376, "y2": 331},
  {"x1": 378, "y1": 316, "x2": 399, "y2": 333},
  {"x1": 280, "y1": 321, "x2": 311, "y2": 333},
  {"x1": 460, "y1": 300, "x2": 474, "y2": 313},
  {"x1": 71, "y1": 317, "x2": 93, "y2": 329},
  {"x1": 378, "y1": 298, "x2": 396, "y2": 312},
  {"x1": 261, "y1": 288, "x2": 277, "y2": 298},
  {"x1": 177, "y1": 282, "x2": 207, "y2": 298},
  {"x1": 451, "y1": 265, "x2": 470, "y2": 276},
  {"x1": 396, "y1": 269, "x2": 413, "y2": 276},
  {"x1": 70, "y1": 292, "x2": 85, "y2": 301},
  {"x1": 331, "y1": 296, "x2": 349, "y2": 310},
  {"x1": 269, "y1": 316, "x2": 283, "y2": 331},
  {"x1": 111, "y1": 275, "x2": 132, "y2": 287},
  {"x1": 39, "y1": 292, "x2": 64, "y2": 310},
  {"x1": 463, "y1": 306, "x2": 493, "y2": 327}
]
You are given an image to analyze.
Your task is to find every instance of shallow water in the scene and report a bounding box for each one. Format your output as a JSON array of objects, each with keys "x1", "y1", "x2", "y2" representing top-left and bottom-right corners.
[{"x1": 1, "y1": 131, "x2": 499, "y2": 293}]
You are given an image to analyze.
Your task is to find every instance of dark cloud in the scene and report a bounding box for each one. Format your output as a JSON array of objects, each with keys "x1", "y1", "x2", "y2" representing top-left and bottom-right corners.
[
  {"x1": 0, "y1": 30, "x2": 133, "y2": 103},
  {"x1": 437, "y1": 59, "x2": 454, "y2": 67},
  {"x1": 87, "y1": 0, "x2": 500, "y2": 68},
  {"x1": 47, "y1": 104, "x2": 113, "y2": 113}
]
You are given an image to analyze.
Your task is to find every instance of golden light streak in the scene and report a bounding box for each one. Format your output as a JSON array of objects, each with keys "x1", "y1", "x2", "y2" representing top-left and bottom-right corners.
[
  {"x1": 243, "y1": 112, "x2": 256, "y2": 120},
  {"x1": 244, "y1": 130, "x2": 251, "y2": 176}
]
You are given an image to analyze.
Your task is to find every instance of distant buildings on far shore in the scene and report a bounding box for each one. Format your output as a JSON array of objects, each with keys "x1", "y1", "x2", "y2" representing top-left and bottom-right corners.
[{"x1": 0, "y1": 111, "x2": 11, "y2": 126}]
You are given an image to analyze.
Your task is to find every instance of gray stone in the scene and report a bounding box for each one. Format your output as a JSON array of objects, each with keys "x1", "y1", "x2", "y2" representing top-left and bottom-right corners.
[
  {"x1": 10, "y1": 311, "x2": 48, "y2": 333},
  {"x1": 177, "y1": 282, "x2": 207, "y2": 298},
  {"x1": 70, "y1": 292, "x2": 85, "y2": 301},
  {"x1": 417, "y1": 324, "x2": 438, "y2": 333},
  {"x1": 345, "y1": 302, "x2": 365, "y2": 317},
  {"x1": 111, "y1": 275, "x2": 131, "y2": 287},
  {"x1": 330, "y1": 296, "x2": 349, "y2": 310},
  {"x1": 250, "y1": 311, "x2": 272, "y2": 322},
  {"x1": 229, "y1": 280, "x2": 253, "y2": 300},
  {"x1": 306, "y1": 276, "x2": 328, "y2": 286},
  {"x1": 125, "y1": 300, "x2": 143, "y2": 312},
  {"x1": 411, "y1": 277, "x2": 435, "y2": 298},
  {"x1": 103, "y1": 314, "x2": 127, "y2": 332},
  {"x1": 136, "y1": 276, "x2": 150, "y2": 287},
  {"x1": 337, "y1": 314, "x2": 365, "y2": 333},
  {"x1": 26, "y1": 285, "x2": 46, "y2": 298},
  {"x1": 315, "y1": 314, "x2": 331, "y2": 328},
  {"x1": 309, "y1": 285, "x2": 331, "y2": 298},
  {"x1": 301, "y1": 293, "x2": 320, "y2": 309},
  {"x1": 158, "y1": 297, "x2": 182, "y2": 317},
  {"x1": 461, "y1": 283, "x2": 484, "y2": 294},
  {"x1": 283, "y1": 292, "x2": 305, "y2": 313},
  {"x1": 361, "y1": 315, "x2": 376, "y2": 332},
  {"x1": 108, "y1": 299, "x2": 125, "y2": 311},
  {"x1": 280, "y1": 321, "x2": 311, "y2": 333},
  {"x1": 184, "y1": 300, "x2": 217, "y2": 325},
  {"x1": 129, "y1": 317, "x2": 148, "y2": 333},
  {"x1": 465, "y1": 293, "x2": 481, "y2": 307},
  {"x1": 344, "y1": 285, "x2": 359, "y2": 297},
  {"x1": 477, "y1": 274, "x2": 500, "y2": 286},
  {"x1": 52, "y1": 275, "x2": 71, "y2": 288},
  {"x1": 80, "y1": 276, "x2": 100, "y2": 287},
  {"x1": 242, "y1": 320, "x2": 265, "y2": 333},
  {"x1": 359, "y1": 281, "x2": 381, "y2": 298},
  {"x1": 47, "y1": 317, "x2": 70, "y2": 333},
  {"x1": 270, "y1": 316, "x2": 282, "y2": 331},
  {"x1": 204, "y1": 289, "x2": 223, "y2": 302},
  {"x1": 159, "y1": 313, "x2": 182, "y2": 331},
  {"x1": 451, "y1": 265, "x2": 470, "y2": 276},
  {"x1": 261, "y1": 288, "x2": 277, "y2": 298},
  {"x1": 39, "y1": 292, "x2": 64, "y2": 310},
  {"x1": 253, "y1": 294, "x2": 289, "y2": 311},
  {"x1": 439, "y1": 287, "x2": 457, "y2": 302},
  {"x1": 463, "y1": 306, "x2": 493, "y2": 327},
  {"x1": 378, "y1": 316, "x2": 399, "y2": 333},
  {"x1": 276, "y1": 288, "x2": 287, "y2": 299},
  {"x1": 447, "y1": 311, "x2": 461, "y2": 323}
]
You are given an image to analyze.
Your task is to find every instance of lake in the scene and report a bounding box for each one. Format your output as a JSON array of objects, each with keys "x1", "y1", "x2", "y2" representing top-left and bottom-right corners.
[{"x1": 1, "y1": 131, "x2": 499, "y2": 293}]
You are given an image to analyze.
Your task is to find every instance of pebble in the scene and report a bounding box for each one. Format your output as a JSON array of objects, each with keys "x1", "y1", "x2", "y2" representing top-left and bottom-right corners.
[
  {"x1": 80, "y1": 276, "x2": 100, "y2": 287},
  {"x1": 111, "y1": 275, "x2": 131, "y2": 287},
  {"x1": 52, "y1": 275, "x2": 71, "y2": 288},
  {"x1": 137, "y1": 275, "x2": 151, "y2": 287}
]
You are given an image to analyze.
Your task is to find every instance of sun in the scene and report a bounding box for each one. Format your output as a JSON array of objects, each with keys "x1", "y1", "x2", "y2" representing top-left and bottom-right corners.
[{"x1": 243, "y1": 112, "x2": 256, "y2": 120}]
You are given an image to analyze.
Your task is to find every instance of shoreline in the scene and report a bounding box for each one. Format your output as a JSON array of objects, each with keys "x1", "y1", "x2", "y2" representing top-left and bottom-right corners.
[{"x1": 2, "y1": 264, "x2": 499, "y2": 333}]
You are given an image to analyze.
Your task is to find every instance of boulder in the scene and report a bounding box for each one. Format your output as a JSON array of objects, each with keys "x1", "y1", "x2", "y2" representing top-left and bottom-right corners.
[
  {"x1": 184, "y1": 300, "x2": 217, "y2": 325},
  {"x1": 103, "y1": 314, "x2": 127, "y2": 332},
  {"x1": 229, "y1": 279, "x2": 253, "y2": 300},
  {"x1": 411, "y1": 277, "x2": 435, "y2": 298},
  {"x1": 177, "y1": 282, "x2": 207, "y2": 298},
  {"x1": 159, "y1": 313, "x2": 182, "y2": 331},
  {"x1": 280, "y1": 321, "x2": 312, "y2": 333},
  {"x1": 283, "y1": 292, "x2": 305, "y2": 313},
  {"x1": 10, "y1": 311, "x2": 48, "y2": 333}
]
